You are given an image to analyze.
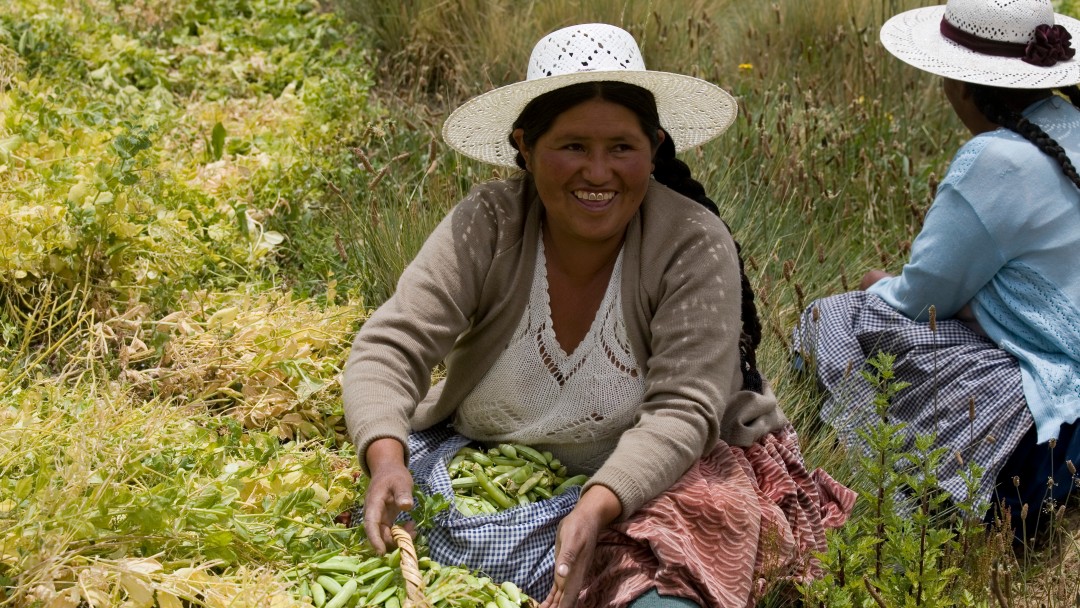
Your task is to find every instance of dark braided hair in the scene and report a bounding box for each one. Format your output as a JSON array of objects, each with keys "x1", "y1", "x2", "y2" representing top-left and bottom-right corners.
[
  {"x1": 510, "y1": 81, "x2": 765, "y2": 393},
  {"x1": 969, "y1": 83, "x2": 1080, "y2": 191}
]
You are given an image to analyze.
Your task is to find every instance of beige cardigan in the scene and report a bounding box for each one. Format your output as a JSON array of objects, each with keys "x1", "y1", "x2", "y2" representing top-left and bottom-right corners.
[{"x1": 341, "y1": 176, "x2": 786, "y2": 517}]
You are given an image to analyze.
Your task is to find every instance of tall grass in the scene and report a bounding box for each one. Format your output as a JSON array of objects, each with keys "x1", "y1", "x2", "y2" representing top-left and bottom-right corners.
[{"x1": 337, "y1": 0, "x2": 1080, "y2": 604}]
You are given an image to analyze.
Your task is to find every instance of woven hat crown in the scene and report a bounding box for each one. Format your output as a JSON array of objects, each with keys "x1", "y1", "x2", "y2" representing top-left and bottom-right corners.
[
  {"x1": 526, "y1": 24, "x2": 647, "y2": 80},
  {"x1": 945, "y1": 0, "x2": 1056, "y2": 43}
]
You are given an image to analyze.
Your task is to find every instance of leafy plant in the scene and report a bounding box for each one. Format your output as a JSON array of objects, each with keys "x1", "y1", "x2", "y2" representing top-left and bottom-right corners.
[{"x1": 799, "y1": 352, "x2": 1006, "y2": 607}]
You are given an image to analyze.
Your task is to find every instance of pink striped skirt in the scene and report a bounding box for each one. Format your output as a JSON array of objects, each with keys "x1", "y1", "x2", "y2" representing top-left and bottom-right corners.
[{"x1": 578, "y1": 426, "x2": 856, "y2": 608}]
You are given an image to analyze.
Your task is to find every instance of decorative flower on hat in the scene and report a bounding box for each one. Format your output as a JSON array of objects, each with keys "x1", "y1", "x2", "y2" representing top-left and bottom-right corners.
[{"x1": 1024, "y1": 24, "x2": 1076, "y2": 67}]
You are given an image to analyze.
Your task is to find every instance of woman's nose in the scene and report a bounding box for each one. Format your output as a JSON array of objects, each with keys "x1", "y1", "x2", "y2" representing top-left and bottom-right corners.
[{"x1": 581, "y1": 151, "x2": 613, "y2": 183}]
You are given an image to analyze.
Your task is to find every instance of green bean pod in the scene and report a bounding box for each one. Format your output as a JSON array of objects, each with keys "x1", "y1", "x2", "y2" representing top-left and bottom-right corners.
[
  {"x1": 517, "y1": 470, "x2": 546, "y2": 496},
  {"x1": 472, "y1": 464, "x2": 516, "y2": 509},
  {"x1": 313, "y1": 555, "x2": 365, "y2": 574},
  {"x1": 451, "y1": 476, "x2": 479, "y2": 489},
  {"x1": 515, "y1": 444, "x2": 548, "y2": 466},
  {"x1": 310, "y1": 578, "x2": 327, "y2": 607},
  {"x1": 500, "y1": 581, "x2": 523, "y2": 604},
  {"x1": 366, "y1": 584, "x2": 398, "y2": 606},
  {"x1": 363, "y1": 570, "x2": 396, "y2": 603},
  {"x1": 553, "y1": 474, "x2": 589, "y2": 495},
  {"x1": 467, "y1": 451, "x2": 494, "y2": 467},
  {"x1": 356, "y1": 565, "x2": 392, "y2": 585},
  {"x1": 386, "y1": 547, "x2": 401, "y2": 570},
  {"x1": 316, "y1": 575, "x2": 343, "y2": 596},
  {"x1": 323, "y1": 578, "x2": 357, "y2": 608}
]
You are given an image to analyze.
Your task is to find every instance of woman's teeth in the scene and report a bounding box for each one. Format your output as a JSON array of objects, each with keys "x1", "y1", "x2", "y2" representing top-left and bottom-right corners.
[{"x1": 574, "y1": 191, "x2": 614, "y2": 201}]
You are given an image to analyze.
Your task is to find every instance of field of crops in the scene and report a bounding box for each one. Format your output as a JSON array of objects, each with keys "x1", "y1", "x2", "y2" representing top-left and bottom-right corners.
[{"x1": 2, "y1": 0, "x2": 1079, "y2": 606}]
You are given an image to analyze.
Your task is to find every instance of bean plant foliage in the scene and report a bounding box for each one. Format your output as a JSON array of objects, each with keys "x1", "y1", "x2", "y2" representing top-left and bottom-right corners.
[{"x1": 0, "y1": 0, "x2": 468, "y2": 606}]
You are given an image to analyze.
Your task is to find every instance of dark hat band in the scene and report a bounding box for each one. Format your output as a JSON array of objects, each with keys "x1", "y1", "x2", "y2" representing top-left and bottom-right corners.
[{"x1": 940, "y1": 17, "x2": 1076, "y2": 67}]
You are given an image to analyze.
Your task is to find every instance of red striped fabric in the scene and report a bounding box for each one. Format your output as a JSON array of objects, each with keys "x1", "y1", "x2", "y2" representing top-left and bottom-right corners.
[{"x1": 578, "y1": 426, "x2": 856, "y2": 608}]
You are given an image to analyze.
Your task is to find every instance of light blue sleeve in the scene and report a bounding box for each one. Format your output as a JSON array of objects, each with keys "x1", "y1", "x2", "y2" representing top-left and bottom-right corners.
[{"x1": 867, "y1": 181, "x2": 1006, "y2": 321}]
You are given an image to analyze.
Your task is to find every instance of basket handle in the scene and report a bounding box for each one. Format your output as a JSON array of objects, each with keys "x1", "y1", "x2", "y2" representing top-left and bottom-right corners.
[
  {"x1": 390, "y1": 525, "x2": 430, "y2": 608},
  {"x1": 389, "y1": 525, "x2": 539, "y2": 608}
]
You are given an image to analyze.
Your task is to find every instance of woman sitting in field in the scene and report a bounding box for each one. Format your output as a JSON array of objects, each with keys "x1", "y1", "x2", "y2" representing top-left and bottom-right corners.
[
  {"x1": 343, "y1": 23, "x2": 853, "y2": 608},
  {"x1": 796, "y1": 0, "x2": 1080, "y2": 546}
]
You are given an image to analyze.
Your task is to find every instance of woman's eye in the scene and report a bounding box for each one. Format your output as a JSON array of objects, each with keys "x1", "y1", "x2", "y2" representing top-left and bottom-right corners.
[{"x1": 564, "y1": 143, "x2": 584, "y2": 151}]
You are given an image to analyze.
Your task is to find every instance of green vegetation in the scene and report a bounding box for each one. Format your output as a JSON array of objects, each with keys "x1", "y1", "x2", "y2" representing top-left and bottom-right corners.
[{"x1": 2, "y1": 0, "x2": 1078, "y2": 606}]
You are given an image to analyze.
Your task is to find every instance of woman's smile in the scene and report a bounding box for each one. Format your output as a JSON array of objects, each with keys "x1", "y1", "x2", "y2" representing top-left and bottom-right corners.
[{"x1": 573, "y1": 190, "x2": 617, "y2": 210}]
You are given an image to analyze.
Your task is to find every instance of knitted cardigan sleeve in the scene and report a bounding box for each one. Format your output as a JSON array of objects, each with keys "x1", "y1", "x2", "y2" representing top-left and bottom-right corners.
[
  {"x1": 340, "y1": 182, "x2": 506, "y2": 474},
  {"x1": 583, "y1": 184, "x2": 751, "y2": 517}
]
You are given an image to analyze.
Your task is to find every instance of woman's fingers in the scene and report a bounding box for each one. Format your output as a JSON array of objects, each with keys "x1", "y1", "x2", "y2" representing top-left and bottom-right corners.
[
  {"x1": 542, "y1": 520, "x2": 594, "y2": 607},
  {"x1": 363, "y1": 467, "x2": 415, "y2": 554},
  {"x1": 541, "y1": 486, "x2": 618, "y2": 607},
  {"x1": 363, "y1": 487, "x2": 393, "y2": 553},
  {"x1": 554, "y1": 552, "x2": 588, "y2": 608}
]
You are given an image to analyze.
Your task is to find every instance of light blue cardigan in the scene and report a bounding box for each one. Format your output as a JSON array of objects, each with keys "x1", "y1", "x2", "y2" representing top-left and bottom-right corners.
[{"x1": 870, "y1": 95, "x2": 1080, "y2": 444}]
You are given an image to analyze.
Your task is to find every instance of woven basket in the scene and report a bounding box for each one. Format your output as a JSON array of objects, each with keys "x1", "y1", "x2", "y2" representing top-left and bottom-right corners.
[{"x1": 389, "y1": 525, "x2": 540, "y2": 608}]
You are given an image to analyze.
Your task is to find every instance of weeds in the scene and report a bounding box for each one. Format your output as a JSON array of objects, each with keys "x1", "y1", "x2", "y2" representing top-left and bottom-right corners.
[
  {"x1": 798, "y1": 352, "x2": 1079, "y2": 607},
  {"x1": 800, "y1": 352, "x2": 996, "y2": 607}
]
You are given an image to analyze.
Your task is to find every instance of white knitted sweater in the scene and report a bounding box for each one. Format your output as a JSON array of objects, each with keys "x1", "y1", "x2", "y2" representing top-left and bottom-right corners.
[{"x1": 455, "y1": 239, "x2": 645, "y2": 474}]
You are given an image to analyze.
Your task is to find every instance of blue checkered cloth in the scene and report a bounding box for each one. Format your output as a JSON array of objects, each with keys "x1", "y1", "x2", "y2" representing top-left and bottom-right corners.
[
  {"x1": 405, "y1": 425, "x2": 580, "y2": 600},
  {"x1": 792, "y1": 291, "x2": 1033, "y2": 510}
]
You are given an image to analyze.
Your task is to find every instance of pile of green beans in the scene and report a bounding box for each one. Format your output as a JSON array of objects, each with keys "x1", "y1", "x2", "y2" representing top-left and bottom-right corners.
[
  {"x1": 447, "y1": 443, "x2": 588, "y2": 516},
  {"x1": 291, "y1": 551, "x2": 532, "y2": 607}
]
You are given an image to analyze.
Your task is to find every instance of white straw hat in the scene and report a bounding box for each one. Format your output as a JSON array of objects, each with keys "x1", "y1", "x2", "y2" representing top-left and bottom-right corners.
[
  {"x1": 880, "y1": 0, "x2": 1080, "y2": 88},
  {"x1": 441, "y1": 23, "x2": 738, "y2": 168}
]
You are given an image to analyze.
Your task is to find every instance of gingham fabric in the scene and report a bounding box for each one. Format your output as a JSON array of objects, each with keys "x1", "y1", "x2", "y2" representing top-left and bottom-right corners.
[
  {"x1": 792, "y1": 291, "x2": 1033, "y2": 508},
  {"x1": 405, "y1": 425, "x2": 580, "y2": 600}
]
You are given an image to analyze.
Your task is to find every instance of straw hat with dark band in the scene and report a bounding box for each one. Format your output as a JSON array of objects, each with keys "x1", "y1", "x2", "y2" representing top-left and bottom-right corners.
[{"x1": 881, "y1": 0, "x2": 1080, "y2": 88}]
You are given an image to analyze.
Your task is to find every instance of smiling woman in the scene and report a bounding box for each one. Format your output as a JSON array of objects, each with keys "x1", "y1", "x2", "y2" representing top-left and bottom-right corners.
[
  {"x1": 514, "y1": 94, "x2": 659, "y2": 353},
  {"x1": 342, "y1": 23, "x2": 854, "y2": 608}
]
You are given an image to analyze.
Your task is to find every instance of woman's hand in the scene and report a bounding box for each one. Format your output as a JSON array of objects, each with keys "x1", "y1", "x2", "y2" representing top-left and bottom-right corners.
[
  {"x1": 541, "y1": 485, "x2": 622, "y2": 608},
  {"x1": 363, "y1": 437, "x2": 415, "y2": 554}
]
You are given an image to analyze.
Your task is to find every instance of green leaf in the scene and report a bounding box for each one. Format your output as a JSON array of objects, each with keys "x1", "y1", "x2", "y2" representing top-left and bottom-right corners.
[
  {"x1": 211, "y1": 122, "x2": 226, "y2": 161},
  {"x1": 203, "y1": 530, "x2": 237, "y2": 564}
]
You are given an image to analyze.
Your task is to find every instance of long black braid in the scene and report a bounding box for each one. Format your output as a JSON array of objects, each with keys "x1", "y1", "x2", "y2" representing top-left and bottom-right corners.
[
  {"x1": 651, "y1": 131, "x2": 764, "y2": 393},
  {"x1": 511, "y1": 81, "x2": 765, "y2": 393},
  {"x1": 970, "y1": 84, "x2": 1080, "y2": 191}
]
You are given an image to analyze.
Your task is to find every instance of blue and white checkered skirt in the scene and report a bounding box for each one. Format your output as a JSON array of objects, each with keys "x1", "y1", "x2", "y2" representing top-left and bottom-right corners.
[
  {"x1": 792, "y1": 291, "x2": 1033, "y2": 509},
  {"x1": 405, "y1": 424, "x2": 581, "y2": 600}
]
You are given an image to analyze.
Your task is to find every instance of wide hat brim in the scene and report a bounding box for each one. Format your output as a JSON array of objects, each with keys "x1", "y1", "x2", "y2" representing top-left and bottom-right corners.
[
  {"x1": 441, "y1": 70, "x2": 738, "y2": 168},
  {"x1": 881, "y1": 5, "x2": 1080, "y2": 88}
]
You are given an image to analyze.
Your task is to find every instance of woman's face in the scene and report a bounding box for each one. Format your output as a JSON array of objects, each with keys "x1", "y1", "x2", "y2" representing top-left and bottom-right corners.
[
  {"x1": 513, "y1": 98, "x2": 662, "y2": 248},
  {"x1": 943, "y1": 78, "x2": 998, "y2": 135}
]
